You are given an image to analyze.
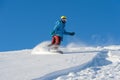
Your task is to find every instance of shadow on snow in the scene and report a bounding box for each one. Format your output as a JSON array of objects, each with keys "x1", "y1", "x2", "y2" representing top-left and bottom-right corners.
[{"x1": 33, "y1": 51, "x2": 112, "y2": 80}]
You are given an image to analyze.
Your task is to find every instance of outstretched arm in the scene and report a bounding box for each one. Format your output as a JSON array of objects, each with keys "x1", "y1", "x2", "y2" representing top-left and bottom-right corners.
[{"x1": 64, "y1": 30, "x2": 75, "y2": 36}]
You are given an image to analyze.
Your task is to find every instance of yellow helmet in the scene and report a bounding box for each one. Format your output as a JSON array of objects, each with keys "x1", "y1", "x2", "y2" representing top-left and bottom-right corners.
[{"x1": 61, "y1": 16, "x2": 67, "y2": 19}]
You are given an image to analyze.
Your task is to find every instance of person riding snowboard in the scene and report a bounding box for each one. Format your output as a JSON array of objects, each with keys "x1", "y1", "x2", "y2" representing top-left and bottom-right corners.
[{"x1": 48, "y1": 16, "x2": 75, "y2": 49}]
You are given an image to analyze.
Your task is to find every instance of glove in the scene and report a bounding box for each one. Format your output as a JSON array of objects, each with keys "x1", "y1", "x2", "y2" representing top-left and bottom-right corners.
[{"x1": 69, "y1": 32, "x2": 75, "y2": 36}]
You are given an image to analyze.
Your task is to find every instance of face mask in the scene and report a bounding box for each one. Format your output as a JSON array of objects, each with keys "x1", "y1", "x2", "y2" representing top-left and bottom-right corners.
[{"x1": 61, "y1": 18, "x2": 67, "y2": 23}]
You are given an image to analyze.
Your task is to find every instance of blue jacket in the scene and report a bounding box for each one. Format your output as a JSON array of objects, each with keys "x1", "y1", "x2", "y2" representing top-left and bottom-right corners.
[{"x1": 51, "y1": 20, "x2": 71, "y2": 40}]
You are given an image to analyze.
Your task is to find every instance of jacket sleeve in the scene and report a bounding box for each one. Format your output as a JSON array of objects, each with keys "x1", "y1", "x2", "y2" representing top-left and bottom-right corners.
[
  {"x1": 51, "y1": 21, "x2": 60, "y2": 36},
  {"x1": 53, "y1": 21, "x2": 60, "y2": 31},
  {"x1": 63, "y1": 29, "x2": 71, "y2": 35}
]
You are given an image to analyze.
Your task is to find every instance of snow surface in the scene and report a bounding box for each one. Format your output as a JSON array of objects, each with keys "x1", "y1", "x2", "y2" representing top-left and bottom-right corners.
[{"x1": 0, "y1": 41, "x2": 120, "y2": 80}]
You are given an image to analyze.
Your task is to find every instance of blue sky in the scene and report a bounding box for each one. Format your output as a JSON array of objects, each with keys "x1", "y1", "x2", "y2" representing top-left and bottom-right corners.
[{"x1": 0, "y1": 0, "x2": 120, "y2": 51}]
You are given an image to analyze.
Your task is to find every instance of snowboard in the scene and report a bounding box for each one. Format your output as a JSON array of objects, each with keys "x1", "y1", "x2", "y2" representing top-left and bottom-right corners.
[
  {"x1": 47, "y1": 45, "x2": 63, "y2": 54},
  {"x1": 49, "y1": 49, "x2": 63, "y2": 54}
]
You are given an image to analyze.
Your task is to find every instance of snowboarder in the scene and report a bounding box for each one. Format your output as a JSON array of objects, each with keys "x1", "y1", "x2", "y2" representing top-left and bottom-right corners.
[{"x1": 48, "y1": 16, "x2": 75, "y2": 50}]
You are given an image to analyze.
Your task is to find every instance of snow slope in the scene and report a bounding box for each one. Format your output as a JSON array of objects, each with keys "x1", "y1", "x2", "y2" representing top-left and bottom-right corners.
[{"x1": 0, "y1": 41, "x2": 120, "y2": 80}]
